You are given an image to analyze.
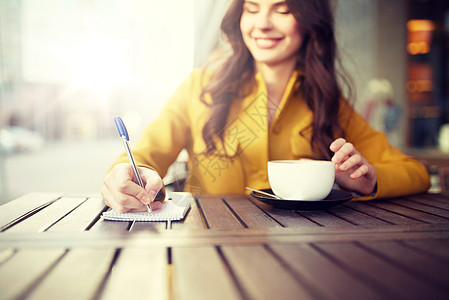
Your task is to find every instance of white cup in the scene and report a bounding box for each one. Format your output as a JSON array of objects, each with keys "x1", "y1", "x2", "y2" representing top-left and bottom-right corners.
[{"x1": 267, "y1": 160, "x2": 335, "y2": 201}]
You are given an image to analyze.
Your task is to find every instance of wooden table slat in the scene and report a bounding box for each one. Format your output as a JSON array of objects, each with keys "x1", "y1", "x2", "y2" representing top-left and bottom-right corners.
[
  {"x1": 326, "y1": 205, "x2": 391, "y2": 226},
  {"x1": 400, "y1": 239, "x2": 449, "y2": 264},
  {"x1": 344, "y1": 201, "x2": 424, "y2": 225},
  {"x1": 268, "y1": 244, "x2": 385, "y2": 300},
  {"x1": 419, "y1": 193, "x2": 449, "y2": 205},
  {"x1": 360, "y1": 241, "x2": 449, "y2": 292},
  {"x1": 197, "y1": 196, "x2": 244, "y2": 230},
  {"x1": 172, "y1": 246, "x2": 242, "y2": 300},
  {"x1": 100, "y1": 247, "x2": 168, "y2": 300},
  {"x1": 0, "y1": 249, "x2": 67, "y2": 300},
  {"x1": 129, "y1": 220, "x2": 168, "y2": 231},
  {"x1": 297, "y1": 210, "x2": 355, "y2": 227},
  {"x1": 0, "y1": 193, "x2": 63, "y2": 231},
  {"x1": 221, "y1": 245, "x2": 319, "y2": 299},
  {"x1": 389, "y1": 199, "x2": 449, "y2": 220},
  {"x1": 26, "y1": 248, "x2": 116, "y2": 300},
  {"x1": 313, "y1": 242, "x2": 448, "y2": 299},
  {"x1": 170, "y1": 196, "x2": 206, "y2": 230},
  {"x1": 47, "y1": 196, "x2": 106, "y2": 232},
  {"x1": 408, "y1": 195, "x2": 449, "y2": 210},
  {"x1": 223, "y1": 195, "x2": 283, "y2": 228},
  {"x1": 366, "y1": 201, "x2": 448, "y2": 224},
  {"x1": 5, "y1": 196, "x2": 87, "y2": 233},
  {"x1": 249, "y1": 200, "x2": 322, "y2": 228},
  {"x1": 89, "y1": 217, "x2": 132, "y2": 232}
]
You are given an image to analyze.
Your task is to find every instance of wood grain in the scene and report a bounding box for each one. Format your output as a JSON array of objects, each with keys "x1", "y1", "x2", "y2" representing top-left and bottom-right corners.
[
  {"x1": 297, "y1": 210, "x2": 354, "y2": 227},
  {"x1": 268, "y1": 244, "x2": 384, "y2": 300},
  {"x1": 367, "y1": 201, "x2": 448, "y2": 224},
  {"x1": 221, "y1": 245, "x2": 319, "y2": 300},
  {"x1": 0, "y1": 193, "x2": 63, "y2": 231},
  {"x1": 389, "y1": 199, "x2": 449, "y2": 220},
  {"x1": 5, "y1": 196, "x2": 87, "y2": 232},
  {"x1": 314, "y1": 241, "x2": 448, "y2": 299},
  {"x1": 171, "y1": 246, "x2": 242, "y2": 300},
  {"x1": 249, "y1": 200, "x2": 321, "y2": 228},
  {"x1": 100, "y1": 247, "x2": 168, "y2": 300},
  {"x1": 360, "y1": 240, "x2": 449, "y2": 292},
  {"x1": 224, "y1": 195, "x2": 283, "y2": 228},
  {"x1": 26, "y1": 248, "x2": 116, "y2": 300},
  {"x1": 0, "y1": 248, "x2": 67, "y2": 299},
  {"x1": 197, "y1": 196, "x2": 244, "y2": 229},
  {"x1": 344, "y1": 201, "x2": 424, "y2": 225},
  {"x1": 326, "y1": 205, "x2": 390, "y2": 226},
  {"x1": 47, "y1": 196, "x2": 106, "y2": 231},
  {"x1": 401, "y1": 239, "x2": 449, "y2": 263},
  {"x1": 170, "y1": 196, "x2": 206, "y2": 230}
]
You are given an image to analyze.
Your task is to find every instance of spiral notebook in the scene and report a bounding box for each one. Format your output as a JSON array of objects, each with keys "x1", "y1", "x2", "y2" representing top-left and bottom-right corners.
[{"x1": 102, "y1": 192, "x2": 192, "y2": 221}]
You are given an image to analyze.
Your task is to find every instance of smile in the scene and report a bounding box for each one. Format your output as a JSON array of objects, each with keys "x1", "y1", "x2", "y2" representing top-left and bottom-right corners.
[{"x1": 254, "y1": 37, "x2": 283, "y2": 49}]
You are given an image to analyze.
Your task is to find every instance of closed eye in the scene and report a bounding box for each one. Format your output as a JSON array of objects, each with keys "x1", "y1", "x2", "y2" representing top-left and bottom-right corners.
[
  {"x1": 243, "y1": 2, "x2": 259, "y2": 14},
  {"x1": 274, "y1": 3, "x2": 290, "y2": 14}
]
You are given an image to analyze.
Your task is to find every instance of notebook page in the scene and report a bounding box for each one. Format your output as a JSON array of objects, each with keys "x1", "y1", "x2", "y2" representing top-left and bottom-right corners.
[{"x1": 102, "y1": 192, "x2": 192, "y2": 221}]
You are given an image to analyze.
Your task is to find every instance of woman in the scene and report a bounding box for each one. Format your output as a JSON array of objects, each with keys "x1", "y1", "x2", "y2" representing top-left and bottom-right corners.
[{"x1": 102, "y1": 0, "x2": 430, "y2": 212}]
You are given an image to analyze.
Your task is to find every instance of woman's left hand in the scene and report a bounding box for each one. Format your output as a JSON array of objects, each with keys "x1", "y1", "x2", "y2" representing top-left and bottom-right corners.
[{"x1": 330, "y1": 138, "x2": 377, "y2": 195}]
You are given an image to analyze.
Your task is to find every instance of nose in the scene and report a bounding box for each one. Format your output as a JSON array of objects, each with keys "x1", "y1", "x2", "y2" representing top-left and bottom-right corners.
[{"x1": 254, "y1": 11, "x2": 273, "y2": 30}]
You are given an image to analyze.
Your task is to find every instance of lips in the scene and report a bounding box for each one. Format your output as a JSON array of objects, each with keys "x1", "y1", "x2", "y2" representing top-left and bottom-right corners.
[{"x1": 254, "y1": 37, "x2": 283, "y2": 49}]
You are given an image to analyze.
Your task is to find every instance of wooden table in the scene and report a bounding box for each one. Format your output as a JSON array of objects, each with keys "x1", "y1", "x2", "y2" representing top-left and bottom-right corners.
[{"x1": 0, "y1": 192, "x2": 449, "y2": 300}]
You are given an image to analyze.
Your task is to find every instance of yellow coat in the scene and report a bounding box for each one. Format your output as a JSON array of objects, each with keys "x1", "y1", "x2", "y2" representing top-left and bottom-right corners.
[{"x1": 113, "y1": 70, "x2": 430, "y2": 200}]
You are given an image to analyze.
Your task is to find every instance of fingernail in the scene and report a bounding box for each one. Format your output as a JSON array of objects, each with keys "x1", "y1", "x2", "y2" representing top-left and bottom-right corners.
[{"x1": 149, "y1": 190, "x2": 157, "y2": 200}]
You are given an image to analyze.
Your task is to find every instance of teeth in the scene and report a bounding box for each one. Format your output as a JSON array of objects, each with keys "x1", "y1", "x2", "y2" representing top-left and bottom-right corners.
[{"x1": 256, "y1": 38, "x2": 278, "y2": 47}]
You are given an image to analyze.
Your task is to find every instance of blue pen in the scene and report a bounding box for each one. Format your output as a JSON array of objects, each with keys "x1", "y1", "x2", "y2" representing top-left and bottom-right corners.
[{"x1": 114, "y1": 116, "x2": 152, "y2": 213}]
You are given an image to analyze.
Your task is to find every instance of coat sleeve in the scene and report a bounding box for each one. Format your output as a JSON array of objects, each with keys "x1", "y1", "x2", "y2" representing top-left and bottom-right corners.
[{"x1": 339, "y1": 103, "x2": 430, "y2": 200}]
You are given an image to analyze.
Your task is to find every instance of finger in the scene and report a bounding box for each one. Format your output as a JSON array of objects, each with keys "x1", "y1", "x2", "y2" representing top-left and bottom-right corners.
[
  {"x1": 114, "y1": 172, "x2": 151, "y2": 205},
  {"x1": 103, "y1": 164, "x2": 151, "y2": 212},
  {"x1": 150, "y1": 201, "x2": 162, "y2": 210},
  {"x1": 146, "y1": 177, "x2": 163, "y2": 200},
  {"x1": 350, "y1": 164, "x2": 369, "y2": 179},
  {"x1": 141, "y1": 169, "x2": 163, "y2": 201},
  {"x1": 339, "y1": 153, "x2": 362, "y2": 171},
  {"x1": 101, "y1": 186, "x2": 112, "y2": 208},
  {"x1": 102, "y1": 185, "x2": 135, "y2": 213},
  {"x1": 329, "y1": 138, "x2": 346, "y2": 152},
  {"x1": 332, "y1": 142, "x2": 355, "y2": 164},
  {"x1": 104, "y1": 176, "x2": 148, "y2": 211}
]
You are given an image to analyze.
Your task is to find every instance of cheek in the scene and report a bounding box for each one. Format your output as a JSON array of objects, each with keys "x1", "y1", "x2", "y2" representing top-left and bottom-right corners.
[
  {"x1": 240, "y1": 17, "x2": 251, "y2": 37},
  {"x1": 240, "y1": 18, "x2": 252, "y2": 46},
  {"x1": 285, "y1": 24, "x2": 303, "y2": 48}
]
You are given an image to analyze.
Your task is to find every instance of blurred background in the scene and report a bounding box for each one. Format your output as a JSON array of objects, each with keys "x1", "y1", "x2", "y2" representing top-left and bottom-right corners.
[{"x1": 0, "y1": 0, "x2": 448, "y2": 204}]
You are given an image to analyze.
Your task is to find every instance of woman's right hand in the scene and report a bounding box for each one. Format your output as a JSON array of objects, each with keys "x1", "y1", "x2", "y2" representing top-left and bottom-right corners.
[{"x1": 101, "y1": 163, "x2": 163, "y2": 213}]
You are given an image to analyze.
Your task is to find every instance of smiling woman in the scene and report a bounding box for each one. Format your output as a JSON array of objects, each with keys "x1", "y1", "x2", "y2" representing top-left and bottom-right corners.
[
  {"x1": 240, "y1": 0, "x2": 303, "y2": 71},
  {"x1": 102, "y1": 0, "x2": 430, "y2": 214}
]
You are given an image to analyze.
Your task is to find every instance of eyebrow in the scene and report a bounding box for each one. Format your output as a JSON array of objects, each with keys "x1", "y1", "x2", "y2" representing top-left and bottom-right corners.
[{"x1": 243, "y1": 1, "x2": 288, "y2": 7}]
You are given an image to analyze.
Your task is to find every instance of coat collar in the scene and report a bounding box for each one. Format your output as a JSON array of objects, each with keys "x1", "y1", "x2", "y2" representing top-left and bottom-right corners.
[{"x1": 253, "y1": 69, "x2": 304, "y2": 128}]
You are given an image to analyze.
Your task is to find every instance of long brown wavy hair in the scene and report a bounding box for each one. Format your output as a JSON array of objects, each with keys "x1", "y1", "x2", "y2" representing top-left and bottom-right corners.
[{"x1": 200, "y1": 0, "x2": 354, "y2": 159}]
